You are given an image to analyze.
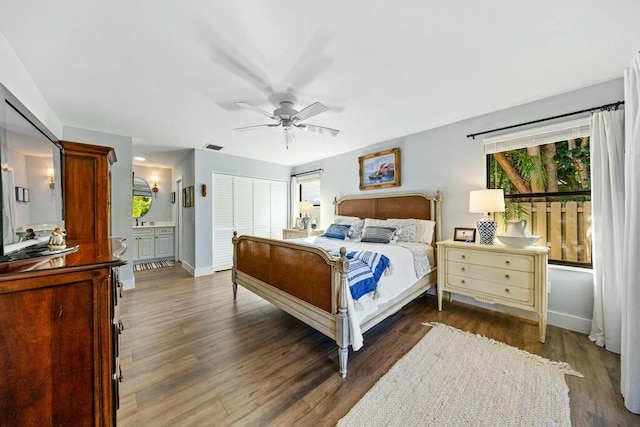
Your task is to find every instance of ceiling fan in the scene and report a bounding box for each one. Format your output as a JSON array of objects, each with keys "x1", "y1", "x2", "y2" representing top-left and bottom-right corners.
[{"x1": 234, "y1": 101, "x2": 340, "y2": 149}]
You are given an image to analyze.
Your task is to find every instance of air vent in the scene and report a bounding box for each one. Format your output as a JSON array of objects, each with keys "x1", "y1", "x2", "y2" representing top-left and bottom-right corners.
[{"x1": 204, "y1": 143, "x2": 223, "y2": 151}]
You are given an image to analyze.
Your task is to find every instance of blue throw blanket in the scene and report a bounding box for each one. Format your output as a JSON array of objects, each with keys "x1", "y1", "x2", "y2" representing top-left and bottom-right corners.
[{"x1": 332, "y1": 251, "x2": 391, "y2": 300}]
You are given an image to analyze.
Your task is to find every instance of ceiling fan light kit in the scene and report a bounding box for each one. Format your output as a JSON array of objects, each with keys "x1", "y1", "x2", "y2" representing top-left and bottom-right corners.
[{"x1": 234, "y1": 100, "x2": 339, "y2": 149}]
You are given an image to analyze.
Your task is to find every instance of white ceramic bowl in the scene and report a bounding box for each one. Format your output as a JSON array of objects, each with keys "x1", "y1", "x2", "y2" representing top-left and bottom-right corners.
[{"x1": 495, "y1": 234, "x2": 541, "y2": 248}]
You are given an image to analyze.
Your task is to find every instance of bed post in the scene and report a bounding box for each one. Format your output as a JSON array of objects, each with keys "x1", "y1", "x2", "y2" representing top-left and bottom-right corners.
[
  {"x1": 336, "y1": 247, "x2": 350, "y2": 378},
  {"x1": 232, "y1": 231, "x2": 238, "y2": 300}
]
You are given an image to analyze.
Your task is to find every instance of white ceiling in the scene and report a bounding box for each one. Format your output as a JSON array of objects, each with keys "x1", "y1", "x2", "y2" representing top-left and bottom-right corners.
[{"x1": 1, "y1": 1, "x2": 639, "y2": 167}]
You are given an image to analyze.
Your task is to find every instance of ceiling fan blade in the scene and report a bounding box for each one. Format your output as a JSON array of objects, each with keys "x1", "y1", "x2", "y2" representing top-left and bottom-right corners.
[
  {"x1": 234, "y1": 123, "x2": 279, "y2": 131},
  {"x1": 294, "y1": 123, "x2": 340, "y2": 137},
  {"x1": 293, "y1": 102, "x2": 328, "y2": 122},
  {"x1": 235, "y1": 102, "x2": 275, "y2": 120}
]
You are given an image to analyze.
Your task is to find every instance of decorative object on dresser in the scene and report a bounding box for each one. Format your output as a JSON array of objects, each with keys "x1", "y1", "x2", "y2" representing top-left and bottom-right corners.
[
  {"x1": 233, "y1": 191, "x2": 441, "y2": 377},
  {"x1": 437, "y1": 239, "x2": 549, "y2": 342},
  {"x1": 282, "y1": 228, "x2": 324, "y2": 240},
  {"x1": 453, "y1": 227, "x2": 476, "y2": 242},
  {"x1": 469, "y1": 188, "x2": 505, "y2": 244},
  {"x1": 496, "y1": 218, "x2": 541, "y2": 247},
  {"x1": 358, "y1": 147, "x2": 401, "y2": 190},
  {"x1": 338, "y1": 323, "x2": 582, "y2": 427}
]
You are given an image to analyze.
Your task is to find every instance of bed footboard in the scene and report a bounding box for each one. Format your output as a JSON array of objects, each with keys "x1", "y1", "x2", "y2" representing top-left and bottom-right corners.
[{"x1": 232, "y1": 233, "x2": 351, "y2": 377}]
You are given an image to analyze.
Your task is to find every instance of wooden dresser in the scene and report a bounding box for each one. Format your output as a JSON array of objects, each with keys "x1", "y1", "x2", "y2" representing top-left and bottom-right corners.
[
  {"x1": 0, "y1": 142, "x2": 125, "y2": 426},
  {"x1": 436, "y1": 239, "x2": 549, "y2": 342}
]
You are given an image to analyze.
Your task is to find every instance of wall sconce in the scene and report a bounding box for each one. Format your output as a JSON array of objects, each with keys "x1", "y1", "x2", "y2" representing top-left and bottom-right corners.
[
  {"x1": 151, "y1": 176, "x2": 159, "y2": 198},
  {"x1": 46, "y1": 168, "x2": 55, "y2": 189}
]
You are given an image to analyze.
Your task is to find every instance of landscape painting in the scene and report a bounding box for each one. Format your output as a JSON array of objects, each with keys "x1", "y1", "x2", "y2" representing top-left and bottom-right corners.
[{"x1": 359, "y1": 147, "x2": 401, "y2": 190}]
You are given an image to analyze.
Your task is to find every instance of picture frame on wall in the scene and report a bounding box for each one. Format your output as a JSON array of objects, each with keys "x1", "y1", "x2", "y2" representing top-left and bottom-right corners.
[
  {"x1": 453, "y1": 227, "x2": 476, "y2": 242},
  {"x1": 358, "y1": 147, "x2": 401, "y2": 190},
  {"x1": 183, "y1": 188, "x2": 189, "y2": 207},
  {"x1": 170, "y1": 191, "x2": 175, "y2": 204},
  {"x1": 188, "y1": 185, "x2": 195, "y2": 207}
]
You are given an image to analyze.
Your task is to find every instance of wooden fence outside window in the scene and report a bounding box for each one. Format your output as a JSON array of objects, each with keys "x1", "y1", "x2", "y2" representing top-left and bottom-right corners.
[{"x1": 494, "y1": 200, "x2": 592, "y2": 265}]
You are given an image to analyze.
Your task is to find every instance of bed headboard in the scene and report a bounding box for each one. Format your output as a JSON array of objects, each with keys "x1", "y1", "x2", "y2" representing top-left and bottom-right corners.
[{"x1": 333, "y1": 190, "x2": 442, "y2": 244}]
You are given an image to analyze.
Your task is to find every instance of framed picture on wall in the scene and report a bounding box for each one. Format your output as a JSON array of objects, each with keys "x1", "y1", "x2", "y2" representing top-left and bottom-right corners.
[
  {"x1": 188, "y1": 186, "x2": 195, "y2": 207},
  {"x1": 170, "y1": 191, "x2": 175, "y2": 204},
  {"x1": 358, "y1": 147, "x2": 401, "y2": 190},
  {"x1": 183, "y1": 188, "x2": 189, "y2": 207}
]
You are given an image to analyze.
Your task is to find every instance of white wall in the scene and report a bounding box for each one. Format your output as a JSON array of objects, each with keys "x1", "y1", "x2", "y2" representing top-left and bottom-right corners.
[
  {"x1": 63, "y1": 126, "x2": 135, "y2": 290},
  {"x1": 0, "y1": 30, "x2": 62, "y2": 138},
  {"x1": 293, "y1": 78, "x2": 624, "y2": 334},
  {"x1": 133, "y1": 165, "x2": 172, "y2": 225},
  {"x1": 173, "y1": 148, "x2": 291, "y2": 276}
]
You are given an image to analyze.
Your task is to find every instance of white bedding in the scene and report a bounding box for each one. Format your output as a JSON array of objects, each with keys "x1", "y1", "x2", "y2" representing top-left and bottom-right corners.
[{"x1": 293, "y1": 236, "x2": 432, "y2": 350}]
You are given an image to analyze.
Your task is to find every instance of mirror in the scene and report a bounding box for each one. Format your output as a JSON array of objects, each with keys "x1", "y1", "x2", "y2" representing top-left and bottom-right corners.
[{"x1": 132, "y1": 177, "x2": 152, "y2": 218}]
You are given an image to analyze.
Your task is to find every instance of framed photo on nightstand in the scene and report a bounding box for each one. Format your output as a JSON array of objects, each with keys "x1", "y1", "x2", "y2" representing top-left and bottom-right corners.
[{"x1": 454, "y1": 227, "x2": 476, "y2": 242}]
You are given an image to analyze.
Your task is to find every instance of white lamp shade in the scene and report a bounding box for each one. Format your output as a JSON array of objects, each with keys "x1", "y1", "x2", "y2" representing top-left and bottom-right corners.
[
  {"x1": 469, "y1": 189, "x2": 505, "y2": 214},
  {"x1": 299, "y1": 201, "x2": 314, "y2": 215}
]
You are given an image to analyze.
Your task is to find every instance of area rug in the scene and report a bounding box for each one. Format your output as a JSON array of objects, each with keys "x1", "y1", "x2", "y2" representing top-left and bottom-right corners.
[
  {"x1": 337, "y1": 323, "x2": 583, "y2": 427},
  {"x1": 133, "y1": 260, "x2": 175, "y2": 272}
]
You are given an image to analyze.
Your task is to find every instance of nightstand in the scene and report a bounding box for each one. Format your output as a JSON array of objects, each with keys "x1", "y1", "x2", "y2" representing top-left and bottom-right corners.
[
  {"x1": 436, "y1": 239, "x2": 549, "y2": 343},
  {"x1": 282, "y1": 228, "x2": 325, "y2": 239}
]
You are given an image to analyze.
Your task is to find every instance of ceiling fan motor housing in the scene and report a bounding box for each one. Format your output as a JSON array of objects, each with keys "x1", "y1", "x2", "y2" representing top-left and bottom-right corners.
[{"x1": 274, "y1": 101, "x2": 297, "y2": 120}]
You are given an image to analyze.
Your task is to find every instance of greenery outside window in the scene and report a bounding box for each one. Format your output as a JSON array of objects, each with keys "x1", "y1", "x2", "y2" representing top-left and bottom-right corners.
[{"x1": 484, "y1": 117, "x2": 592, "y2": 267}]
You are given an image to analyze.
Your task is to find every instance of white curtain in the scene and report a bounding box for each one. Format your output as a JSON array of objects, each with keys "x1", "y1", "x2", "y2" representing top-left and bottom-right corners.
[
  {"x1": 589, "y1": 108, "x2": 625, "y2": 352},
  {"x1": 290, "y1": 176, "x2": 299, "y2": 228},
  {"x1": 621, "y1": 52, "x2": 640, "y2": 414}
]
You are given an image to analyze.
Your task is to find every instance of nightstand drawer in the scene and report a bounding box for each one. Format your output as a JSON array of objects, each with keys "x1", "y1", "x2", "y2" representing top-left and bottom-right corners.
[
  {"x1": 446, "y1": 247, "x2": 533, "y2": 272},
  {"x1": 448, "y1": 261, "x2": 533, "y2": 289},
  {"x1": 446, "y1": 274, "x2": 534, "y2": 305}
]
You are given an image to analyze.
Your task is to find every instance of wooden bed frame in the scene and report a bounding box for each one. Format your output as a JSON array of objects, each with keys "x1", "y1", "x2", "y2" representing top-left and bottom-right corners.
[{"x1": 231, "y1": 191, "x2": 442, "y2": 378}]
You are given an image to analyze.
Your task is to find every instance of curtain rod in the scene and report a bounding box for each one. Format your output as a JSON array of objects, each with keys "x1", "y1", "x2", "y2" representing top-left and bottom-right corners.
[
  {"x1": 467, "y1": 100, "x2": 624, "y2": 140},
  {"x1": 291, "y1": 168, "x2": 324, "y2": 178}
]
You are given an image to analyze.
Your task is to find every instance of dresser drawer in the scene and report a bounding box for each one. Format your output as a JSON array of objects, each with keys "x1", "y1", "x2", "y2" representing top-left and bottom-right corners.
[
  {"x1": 446, "y1": 247, "x2": 533, "y2": 272},
  {"x1": 446, "y1": 274, "x2": 533, "y2": 305},
  {"x1": 154, "y1": 227, "x2": 174, "y2": 235},
  {"x1": 447, "y1": 261, "x2": 533, "y2": 289}
]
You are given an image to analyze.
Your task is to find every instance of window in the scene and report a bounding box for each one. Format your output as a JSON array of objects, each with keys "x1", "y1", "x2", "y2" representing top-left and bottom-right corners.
[
  {"x1": 293, "y1": 172, "x2": 321, "y2": 228},
  {"x1": 484, "y1": 118, "x2": 592, "y2": 267}
]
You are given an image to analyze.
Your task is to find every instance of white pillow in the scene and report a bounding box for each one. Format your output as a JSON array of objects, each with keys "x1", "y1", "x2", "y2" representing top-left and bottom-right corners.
[
  {"x1": 390, "y1": 218, "x2": 436, "y2": 244},
  {"x1": 415, "y1": 219, "x2": 436, "y2": 244},
  {"x1": 334, "y1": 215, "x2": 360, "y2": 224}
]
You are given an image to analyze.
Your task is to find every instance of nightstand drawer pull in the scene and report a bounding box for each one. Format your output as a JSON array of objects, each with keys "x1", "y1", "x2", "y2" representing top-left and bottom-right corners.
[
  {"x1": 461, "y1": 255, "x2": 466, "y2": 259},
  {"x1": 461, "y1": 279, "x2": 465, "y2": 284},
  {"x1": 505, "y1": 274, "x2": 510, "y2": 279},
  {"x1": 505, "y1": 288, "x2": 510, "y2": 293},
  {"x1": 461, "y1": 267, "x2": 466, "y2": 272},
  {"x1": 505, "y1": 260, "x2": 511, "y2": 265}
]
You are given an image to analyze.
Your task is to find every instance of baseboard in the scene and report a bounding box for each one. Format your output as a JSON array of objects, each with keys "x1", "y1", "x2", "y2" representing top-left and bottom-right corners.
[
  {"x1": 449, "y1": 295, "x2": 591, "y2": 334},
  {"x1": 193, "y1": 265, "x2": 214, "y2": 277},
  {"x1": 547, "y1": 310, "x2": 591, "y2": 334},
  {"x1": 121, "y1": 277, "x2": 135, "y2": 290}
]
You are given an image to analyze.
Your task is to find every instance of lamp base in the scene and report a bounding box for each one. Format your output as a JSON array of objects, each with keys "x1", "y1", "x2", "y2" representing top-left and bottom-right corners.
[
  {"x1": 301, "y1": 216, "x2": 310, "y2": 230},
  {"x1": 476, "y1": 217, "x2": 497, "y2": 245}
]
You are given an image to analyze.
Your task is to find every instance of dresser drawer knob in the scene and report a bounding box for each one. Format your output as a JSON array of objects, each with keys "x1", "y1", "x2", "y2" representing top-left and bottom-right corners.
[
  {"x1": 505, "y1": 288, "x2": 510, "y2": 293},
  {"x1": 461, "y1": 255, "x2": 466, "y2": 259},
  {"x1": 461, "y1": 279, "x2": 466, "y2": 284},
  {"x1": 505, "y1": 260, "x2": 511, "y2": 265},
  {"x1": 505, "y1": 274, "x2": 510, "y2": 279},
  {"x1": 461, "y1": 267, "x2": 466, "y2": 272}
]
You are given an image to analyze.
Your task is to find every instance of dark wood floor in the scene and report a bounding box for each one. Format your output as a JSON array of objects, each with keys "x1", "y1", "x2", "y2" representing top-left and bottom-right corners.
[{"x1": 118, "y1": 265, "x2": 639, "y2": 426}]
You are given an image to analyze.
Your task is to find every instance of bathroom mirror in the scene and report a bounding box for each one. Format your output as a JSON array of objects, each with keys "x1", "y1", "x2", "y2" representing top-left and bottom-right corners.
[{"x1": 132, "y1": 176, "x2": 152, "y2": 218}]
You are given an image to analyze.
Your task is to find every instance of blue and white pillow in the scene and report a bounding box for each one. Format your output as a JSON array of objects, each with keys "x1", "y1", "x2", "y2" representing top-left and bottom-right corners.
[
  {"x1": 323, "y1": 223, "x2": 351, "y2": 240},
  {"x1": 360, "y1": 226, "x2": 397, "y2": 243}
]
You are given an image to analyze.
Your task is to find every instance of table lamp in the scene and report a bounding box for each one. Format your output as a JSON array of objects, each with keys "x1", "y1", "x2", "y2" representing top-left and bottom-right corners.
[
  {"x1": 469, "y1": 189, "x2": 505, "y2": 245},
  {"x1": 299, "y1": 201, "x2": 314, "y2": 230}
]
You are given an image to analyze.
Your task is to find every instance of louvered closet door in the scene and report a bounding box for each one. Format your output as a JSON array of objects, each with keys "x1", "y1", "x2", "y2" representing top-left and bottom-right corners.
[
  {"x1": 233, "y1": 177, "x2": 254, "y2": 239},
  {"x1": 253, "y1": 179, "x2": 271, "y2": 238},
  {"x1": 270, "y1": 180, "x2": 287, "y2": 238},
  {"x1": 212, "y1": 174, "x2": 234, "y2": 271}
]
